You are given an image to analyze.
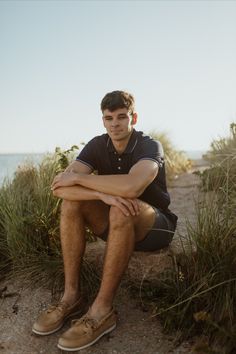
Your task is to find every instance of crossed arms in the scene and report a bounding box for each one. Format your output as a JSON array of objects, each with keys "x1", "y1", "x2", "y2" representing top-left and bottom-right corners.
[{"x1": 51, "y1": 159, "x2": 158, "y2": 216}]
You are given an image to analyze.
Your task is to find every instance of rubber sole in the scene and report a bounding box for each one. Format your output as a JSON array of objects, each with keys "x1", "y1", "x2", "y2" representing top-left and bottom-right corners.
[
  {"x1": 57, "y1": 323, "x2": 117, "y2": 351},
  {"x1": 32, "y1": 323, "x2": 63, "y2": 336}
]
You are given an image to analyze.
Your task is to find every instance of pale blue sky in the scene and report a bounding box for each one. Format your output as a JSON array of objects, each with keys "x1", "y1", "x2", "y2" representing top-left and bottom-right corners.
[{"x1": 1, "y1": 0, "x2": 236, "y2": 153}]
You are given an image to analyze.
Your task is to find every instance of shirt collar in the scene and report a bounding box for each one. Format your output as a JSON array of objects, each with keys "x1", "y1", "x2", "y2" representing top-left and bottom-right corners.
[{"x1": 107, "y1": 129, "x2": 138, "y2": 154}]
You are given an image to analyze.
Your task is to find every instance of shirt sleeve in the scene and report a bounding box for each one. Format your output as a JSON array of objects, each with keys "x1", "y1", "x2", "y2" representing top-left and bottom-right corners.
[
  {"x1": 134, "y1": 137, "x2": 164, "y2": 168},
  {"x1": 75, "y1": 137, "x2": 98, "y2": 171}
]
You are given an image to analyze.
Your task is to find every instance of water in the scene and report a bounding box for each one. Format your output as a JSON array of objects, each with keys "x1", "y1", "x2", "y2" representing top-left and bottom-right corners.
[
  {"x1": 0, "y1": 153, "x2": 45, "y2": 186},
  {"x1": 0, "y1": 150, "x2": 206, "y2": 186}
]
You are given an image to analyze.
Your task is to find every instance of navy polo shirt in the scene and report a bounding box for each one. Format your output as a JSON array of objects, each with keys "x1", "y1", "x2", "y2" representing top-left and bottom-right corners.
[
  {"x1": 76, "y1": 129, "x2": 173, "y2": 212},
  {"x1": 76, "y1": 129, "x2": 174, "y2": 215}
]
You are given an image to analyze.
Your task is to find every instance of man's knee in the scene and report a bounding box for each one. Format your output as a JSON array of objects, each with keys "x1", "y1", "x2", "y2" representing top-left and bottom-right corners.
[
  {"x1": 61, "y1": 199, "x2": 84, "y2": 217},
  {"x1": 109, "y1": 206, "x2": 133, "y2": 228}
]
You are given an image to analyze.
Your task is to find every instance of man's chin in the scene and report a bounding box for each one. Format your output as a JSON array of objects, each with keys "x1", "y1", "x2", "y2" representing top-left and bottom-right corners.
[
  {"x1": 109, "y1": 131, "x2": 132, "y2": 141},
  {"x1": 110, "y1": 134, "x2": 126, "y2": 141},
  {"x1": 111, "y1": 137, "x2": 122, "y2": 142}
]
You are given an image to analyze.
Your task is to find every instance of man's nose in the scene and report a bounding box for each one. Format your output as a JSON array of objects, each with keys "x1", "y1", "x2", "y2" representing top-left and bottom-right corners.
[{"x1": 111, "y1": 119, "x2": 119, "y2": 127}]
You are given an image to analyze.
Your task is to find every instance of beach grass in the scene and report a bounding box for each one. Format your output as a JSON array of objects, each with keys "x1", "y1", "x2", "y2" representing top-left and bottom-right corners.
[
  {"x1": 137, "y1": 123, "x2": 236, "y2": 352},
  {"x1": 0, "y1": 146, "x2": 99, "y2": 294},
  {"x1": 149, "y1": 130, "x2": 192, "y2": 179}
]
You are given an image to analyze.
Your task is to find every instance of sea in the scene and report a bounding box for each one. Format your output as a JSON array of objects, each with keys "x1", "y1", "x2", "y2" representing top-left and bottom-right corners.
[
  {"x1": 0, "y1": 150, "x2": 206, "y2": 187},
  {"x1": 0, "y1": 153, "x2": 45, "y2": 186},
  {"x1": 0, "y1": 150, "x2": 205, "y2": 186}
]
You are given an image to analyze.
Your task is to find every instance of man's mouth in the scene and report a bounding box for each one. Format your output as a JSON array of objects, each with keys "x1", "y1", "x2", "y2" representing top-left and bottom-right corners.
[{"x1": 111, "y1": 130, "x2": 122, "y2": 134}]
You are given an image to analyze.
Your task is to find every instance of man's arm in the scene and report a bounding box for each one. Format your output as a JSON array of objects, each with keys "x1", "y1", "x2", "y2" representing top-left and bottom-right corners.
[
  {"x1": 53, "y1": 160, "x2": 94, "y2": 200},
  {"x1": 64, "y1": 160, "x2": 93, "y2": 174},
  {"x1": 52, "y1": 160, "x2": 158, "y2": 199},
  {"x1": 52, "y1": 160, "x2": 141, "y2": 216}
]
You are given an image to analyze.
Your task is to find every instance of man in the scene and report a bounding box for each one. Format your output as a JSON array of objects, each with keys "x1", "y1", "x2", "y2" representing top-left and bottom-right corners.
[{"x1": 32, "y1": 90, "x2": 177, "y2": 351}]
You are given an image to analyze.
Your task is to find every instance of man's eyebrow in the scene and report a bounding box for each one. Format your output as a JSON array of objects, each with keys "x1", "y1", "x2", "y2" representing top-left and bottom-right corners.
[{"x1": 103, "y1": 113, "x2": 128, "y2": 118}]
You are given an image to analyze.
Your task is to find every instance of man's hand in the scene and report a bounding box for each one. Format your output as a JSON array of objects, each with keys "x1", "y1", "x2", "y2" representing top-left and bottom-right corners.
[
  {"x1": 98, "y1": 192, "x2": 140, "y2": 217},
  {"x1": 51, "y1": 172, "x2": 78, "y2": 191}
]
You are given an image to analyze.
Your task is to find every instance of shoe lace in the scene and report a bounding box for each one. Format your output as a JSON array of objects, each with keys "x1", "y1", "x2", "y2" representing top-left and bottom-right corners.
[
  {"x1": 47, "y1": 301, "x2": 68, "y2": 314},
  {"x1": 72, "y1": 315, "x2": 98, "y2": 330}
]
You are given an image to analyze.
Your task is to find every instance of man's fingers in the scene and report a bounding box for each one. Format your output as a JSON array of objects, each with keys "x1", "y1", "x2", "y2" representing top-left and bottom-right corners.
[
  {"x1": 129, "y1": 199, "x2": 140, "y2": 215},
  {"x1": 51, "y1": 176, "x2": 62, "y2": 190},
  {"x1": 51, "y1": 179, "x2": 58, "y2": 190},
  {"x1": 51, "y1": 172, "x2": 65, "y2": 190},
  {"x1": 114, "y1": 201, "x2": 130, "y2": 216},
  {"x1": 117, "y1": 197, "x2": 136, "y2": 216},
  {"x1": 51, "y1": 182, "x2": 58, "y2": 190},
  {"x1": 51, "y1": 174, "x2": 61, "y2": 188}
]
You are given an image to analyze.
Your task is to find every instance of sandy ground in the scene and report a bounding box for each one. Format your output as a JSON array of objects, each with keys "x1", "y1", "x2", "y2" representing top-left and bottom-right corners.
[{"x1": 0, "y1": 161, "x2": 205, "y2": 354}]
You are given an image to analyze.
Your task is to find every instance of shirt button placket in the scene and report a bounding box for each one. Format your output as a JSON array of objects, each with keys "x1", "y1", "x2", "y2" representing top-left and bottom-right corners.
[{"x1": 117, "y1": 157, "x2": 122, "y2": 171}]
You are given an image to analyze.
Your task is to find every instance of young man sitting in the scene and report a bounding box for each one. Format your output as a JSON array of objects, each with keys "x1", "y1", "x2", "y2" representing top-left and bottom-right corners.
[{"x1": 32, "y1": 90, "x2": 177, "y2": 351}]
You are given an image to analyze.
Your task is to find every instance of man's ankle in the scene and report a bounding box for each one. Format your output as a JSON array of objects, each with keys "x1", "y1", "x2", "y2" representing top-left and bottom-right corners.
[
  {"x1": 88, "y1": 302, "x2": 113, "y2": 321},
  {"x1": 61, "y1": 291, "x2": 81, "y2": 306}
]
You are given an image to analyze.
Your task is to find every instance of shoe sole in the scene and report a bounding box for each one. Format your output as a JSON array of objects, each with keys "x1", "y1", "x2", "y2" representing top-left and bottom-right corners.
[
  {"x1": 57, "y1": 323, "x2": 117, "y2": 351},
  {"x1": 32, "y1": 310, "x2": 83, "y2": 336}
]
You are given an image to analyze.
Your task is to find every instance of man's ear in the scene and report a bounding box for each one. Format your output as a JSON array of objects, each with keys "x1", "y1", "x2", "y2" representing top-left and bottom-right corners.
[{"x1": 131, "y1": 113, "x2": 138, "y2": 125}]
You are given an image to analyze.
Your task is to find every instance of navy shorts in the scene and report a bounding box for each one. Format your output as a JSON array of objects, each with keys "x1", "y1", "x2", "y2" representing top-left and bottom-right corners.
[{"x1": 99, "y1": 207, "x2": 177, "y2": 252}]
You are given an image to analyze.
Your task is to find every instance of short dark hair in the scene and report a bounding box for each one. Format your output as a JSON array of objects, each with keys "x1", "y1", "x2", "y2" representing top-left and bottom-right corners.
[{"x1": 101, "y1": 90, "x2": 135, "y2": 115}]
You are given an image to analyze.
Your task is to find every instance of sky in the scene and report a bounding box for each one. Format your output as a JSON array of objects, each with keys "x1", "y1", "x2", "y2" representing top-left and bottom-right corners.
[{"x1": 1, "y1": 0, "x2": 236, "y2": 154}]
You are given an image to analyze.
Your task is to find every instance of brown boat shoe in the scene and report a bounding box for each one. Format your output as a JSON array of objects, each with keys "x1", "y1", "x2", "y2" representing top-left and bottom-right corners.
[
  {"x1": 32, "y1": 298, "x2": 84, "y2": 336},
  {"x1": 57, "y1": 308, "x2": 117, "y2": 351}
]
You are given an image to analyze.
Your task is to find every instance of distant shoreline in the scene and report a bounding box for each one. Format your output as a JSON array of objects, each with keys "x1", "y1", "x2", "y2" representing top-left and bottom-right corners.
[
  {"x1": 0, "y1": 151, "x2": 207, "y2": 186},
  {"x1": 0, "y1": 150, "x2": 207, "y2": 159}
]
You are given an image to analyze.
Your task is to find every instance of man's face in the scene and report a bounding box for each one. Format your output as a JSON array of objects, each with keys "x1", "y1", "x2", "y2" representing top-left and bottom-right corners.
[{"x1": 102, "y1": 108, "x2": 137, "y2": 142}]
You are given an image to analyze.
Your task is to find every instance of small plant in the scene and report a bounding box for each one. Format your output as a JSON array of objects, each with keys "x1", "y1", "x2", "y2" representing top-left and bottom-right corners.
[{"x1": 55, "y1": 145, "x2": 79, "y2": 172}]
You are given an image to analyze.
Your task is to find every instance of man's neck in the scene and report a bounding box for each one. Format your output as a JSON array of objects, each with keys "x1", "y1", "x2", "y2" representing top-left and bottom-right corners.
[{"x1": 111, "y1": 130, "x2": 133, "y2": 155}]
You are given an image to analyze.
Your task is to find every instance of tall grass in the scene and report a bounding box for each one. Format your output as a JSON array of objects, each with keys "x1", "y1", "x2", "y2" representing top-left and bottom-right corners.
[
  {"x1": 197, "y1": 123, "x2": 236, "y2": 194},
  {"x1": 149, "y1": 130, "x2": 192, "y2": 179},
  {"x1": 0, "y1": 146, "x2": 99, "y2": 294},
  {"x1": 139, "y1": 124, "x2": 236, "y2": 353}
]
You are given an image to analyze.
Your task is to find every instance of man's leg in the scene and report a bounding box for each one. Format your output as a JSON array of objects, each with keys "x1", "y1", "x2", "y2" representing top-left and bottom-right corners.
[
  {"x1": 89, "y1": 201, "x2": 155, "y2": 319},
  {"x1": 57, "y1": 201, "x2": 156, "y2": 350},
  {"x1": 60, "y1": 199, "x2": 110, "y2": 305},
  {"x1": 32, "y1": 199, "x2": 109, "y2": 335}
]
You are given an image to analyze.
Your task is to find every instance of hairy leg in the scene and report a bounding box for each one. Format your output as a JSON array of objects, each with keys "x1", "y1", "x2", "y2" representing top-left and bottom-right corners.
[
  {"x1": 89, "y1": 201, "x2": 155, "y2": 318},
  {"x1": 60, "y1": 199, "x2": 109, "y2": 305}
]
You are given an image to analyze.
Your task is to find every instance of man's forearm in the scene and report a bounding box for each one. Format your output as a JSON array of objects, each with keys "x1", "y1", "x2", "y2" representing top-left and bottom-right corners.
[
  {"x1": 74, "y1": 173, "x2": 139, "y2": 198},
  {"x1": 53, "y1": 181, "x2": 141, "y2": 217},
  {"x1": 53, "y1": 184, "x2": 102, "y2": 201},
  {"x1": 51, "y1": 160, "x2": 157, "y2": 199}
]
